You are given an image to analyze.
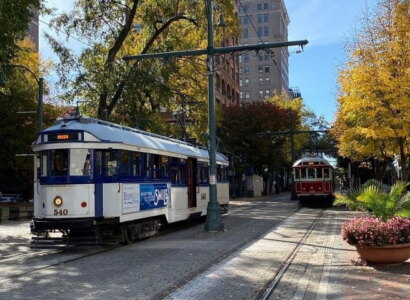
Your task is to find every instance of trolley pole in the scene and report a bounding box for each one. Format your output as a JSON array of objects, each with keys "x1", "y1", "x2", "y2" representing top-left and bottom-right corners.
[{"x1": 123, "y1": 0, "x2": 308, "y2": 232}]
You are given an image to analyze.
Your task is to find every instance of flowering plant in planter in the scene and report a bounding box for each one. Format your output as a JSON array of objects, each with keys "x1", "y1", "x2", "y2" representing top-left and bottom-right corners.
[
  {"x1": 341, "y1": 216, "x2": 410, "y2": 247},
  {"x1": 335, "y1": 181, "x2": 410, "y2": 263}
]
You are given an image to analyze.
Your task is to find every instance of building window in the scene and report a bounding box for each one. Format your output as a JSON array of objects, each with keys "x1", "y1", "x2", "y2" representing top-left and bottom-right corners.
[
  {"x1": 243, "y1": 54, "x2": 249, "y2": 62},
  {"x1": 245, "y1": 78, "x2": 250, "y2": 86},
  {"x1": 265, "y1": 77, "x2": 270, "y2": 85},
  {"x1": 257, "y1": 14, "x2": 263, "y2": 23},
  {"x1": 239, "y1": 54, "x2": 242, "y2": 63},
  {"x1": 258, "y1": 54, "x2": 263, "y2": 61},
  {"x1": 259, "y1": 90, "x2": 264, "y2": 98},
  {"x1": 265, "y1": 65, "x2": 270, "y2": 73},
  {"x1": 240, "y1": 91, "x2": 243, "y2": 99},
  {"x1": 265, "y1": 89, "x2": 270, "y2": 95},
  {"x1": 242, "y1": 16, "x2": 249, "y2": 25},
  {"x1": 245, "y1": 91, "x2": 250, "y2": 99},
  {"x1": 239, "y1": 67, "x2": 243, "y2": 75},
  {"x1": 264, "y1": 3, "x2": 268, "y2": 9},
  {"x1": 264, "y1": 13, "x2": 269, "y2": 22},
  {"x1": 257, "y1": 27, "x2": 262, "y2": 36},
  {"x1": 243, "y1": 28, "x2": 248, "y2": 39},
  {"x1": 244, "y1": 66, "x2": 250, "y2": 74},
  {"x1": 258, "y1": 65, "x2": 263, "y2": 73},
  {"x1": 264, "y1": 52, "x2": 270, "y2": 61},
  {"x1": 239, "y1": 79, "x2": 243, "y2": 87},
  {"x1": 240, "y1": 5, "x2": 248, "y2": 13},
  {"x1": 259, "y1": 78, "x2": 263, "y2": 85},
  {"x1": 263, "y1": 26, "x2": 269, "y2": 36}
]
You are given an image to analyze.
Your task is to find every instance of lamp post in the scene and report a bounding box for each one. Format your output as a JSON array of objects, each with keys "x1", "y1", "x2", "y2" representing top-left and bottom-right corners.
[{"x1": 0, "y1": 65, "x2": 44, "y2": 133}]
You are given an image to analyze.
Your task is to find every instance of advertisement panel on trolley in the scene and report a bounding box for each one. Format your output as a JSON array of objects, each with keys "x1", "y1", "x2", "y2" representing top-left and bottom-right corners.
[{"x1": 122, "y1": 183, "x2": 170, "y2": 213}]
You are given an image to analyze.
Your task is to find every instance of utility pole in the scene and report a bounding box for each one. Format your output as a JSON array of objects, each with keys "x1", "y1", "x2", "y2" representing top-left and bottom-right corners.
[{"x1": 123, "y1": 0, "x2": 308, "y2": 232}]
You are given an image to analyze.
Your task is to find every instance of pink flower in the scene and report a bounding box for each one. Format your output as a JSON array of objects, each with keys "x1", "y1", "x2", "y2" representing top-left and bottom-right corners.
[{"x1": 341, "y1": 217, "x2": 410, "y2": 246}]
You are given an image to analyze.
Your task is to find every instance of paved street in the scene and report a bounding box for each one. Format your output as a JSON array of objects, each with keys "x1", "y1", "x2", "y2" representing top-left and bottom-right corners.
[{"x1": 1, "y1": 194, "x2": 409, "y2": 300}]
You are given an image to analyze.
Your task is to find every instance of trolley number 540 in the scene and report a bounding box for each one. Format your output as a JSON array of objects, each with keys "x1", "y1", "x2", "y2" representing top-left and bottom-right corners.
[{"x1": 54, "y1": 209, "x2": 68, "y2": 216}]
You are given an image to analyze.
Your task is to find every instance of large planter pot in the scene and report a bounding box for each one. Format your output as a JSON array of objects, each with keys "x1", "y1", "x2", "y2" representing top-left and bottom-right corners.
[{"x1": 355, "y1": 243, "x2": 410, "y2": 264}]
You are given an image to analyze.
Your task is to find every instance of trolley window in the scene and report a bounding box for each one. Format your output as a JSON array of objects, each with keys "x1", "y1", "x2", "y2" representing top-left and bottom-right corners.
[
  {"x1": 324, "y1": 168, "x2": 330, "y2": 179},
  {"x1": 316, "y1": 168, "x2": 323, "y2": 179},
  {"x1": 294, "y1": 169, "x2": 300, "y2": 179},
  {"x1": 197, "y1": 162, "x2": 209, "y2": 184},
  {"x1": 104, "y1": 151, "x2": 117, "y2": 176},
  {"x1": 170, "y1": 157, "x2": 186, "y2": 185},
  {"x1": 132, "y1": 152, "x2": 143, "y2": 177},
  {"x1": 120, "y1": 151, "x2": 131, "y2": 176},
  {"x1": 50, "y1": 149, "x2": 68, "y2": 177},
  {"x1": 41, "y1": 152, "x2": 47, "y2": 177},
  {"x1": 307, "y1": 169, "x2": 315, "y2": 179},
  {"x1": 94, "y1": 150, "x2": 117, "y2": 177},
  {"x1": 160, "y1": 156, "x2": 169, "y2": 178},
  {"x1": 300, "y1": 168, "x2": 307, "y2": 179},
  {"x1": 70, "y1": 149, "x2": 91, "y2": 176}
]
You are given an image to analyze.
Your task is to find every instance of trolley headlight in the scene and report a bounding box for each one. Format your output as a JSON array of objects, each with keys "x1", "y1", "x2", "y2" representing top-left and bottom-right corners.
[{"x1": 53, "y1": 196, "x2": 63, "y2": 207}]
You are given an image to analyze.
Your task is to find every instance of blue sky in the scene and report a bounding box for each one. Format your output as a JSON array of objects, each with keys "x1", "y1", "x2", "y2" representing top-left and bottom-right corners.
[
  {"x1": 285, "y1": 0, "x2": 379, "y2": 122},
  {"x1": 40, "y1": 0, "x2": 379, "y2": 122}
]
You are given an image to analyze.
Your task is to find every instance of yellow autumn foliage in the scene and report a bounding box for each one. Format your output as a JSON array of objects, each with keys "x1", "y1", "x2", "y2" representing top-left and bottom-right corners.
[{"x1": 333, "y1": 0, "x2": 410, "y2": 179}]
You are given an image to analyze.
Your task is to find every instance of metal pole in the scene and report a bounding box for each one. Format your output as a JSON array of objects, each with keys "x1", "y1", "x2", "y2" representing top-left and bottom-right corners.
[
  {"x1": 205, "y1": 0, "x2": 223, "y2": 232},
  {"x1": 38, "y1": 77, "x2": 44, "y2": 134},
  {"x1": 290, "y1": 110, "x2": 295, "y2": 162},
  {"x1": 290, "y1": 110, "x2": 297, "y2": 200}
]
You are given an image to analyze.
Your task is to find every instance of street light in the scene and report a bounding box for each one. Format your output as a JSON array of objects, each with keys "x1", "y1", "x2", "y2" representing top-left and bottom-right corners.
[{"x1": 0, "y1": 65, "x2": 44, "y2": 133}]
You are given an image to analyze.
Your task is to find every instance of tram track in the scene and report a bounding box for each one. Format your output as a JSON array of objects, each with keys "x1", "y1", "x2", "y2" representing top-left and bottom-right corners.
[
  {"x1": 257, "y1": 208, "x2": 326, "y2": 300},
  {"x1": 0, "y1": 214, "x2": 228, "y2": 284},
  {"x1": 0, "y1": 245, "x2": 119, "y2": 284},
  {"x1": 152, "y1": 206, "x2": 326, "y2": 300}
]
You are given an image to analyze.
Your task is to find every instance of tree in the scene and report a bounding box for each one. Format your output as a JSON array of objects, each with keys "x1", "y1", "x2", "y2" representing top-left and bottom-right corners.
[
  {"x1": 47, "y1": 0, "x2": 239, "y2": 140},
  {"x1": 219, "y1": 101, "x2": 292, "y2": 175},
  {"x1": 0, "y1": 0, "x2": 45, "y2": 64},
  {"x1": 333, "y1": 0, "x2": 410, "y2": 180},
  {"x1": 268, "y1": 94, "x2": 336, "y2": 159},
  {"x1": 0, "y1": 38, "x2": 62, "y2": 198}
]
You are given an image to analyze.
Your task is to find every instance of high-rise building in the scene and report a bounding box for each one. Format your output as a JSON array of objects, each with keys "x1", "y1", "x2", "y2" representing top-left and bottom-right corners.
[
  {"x1": 215, "y1": 1, "x2": 240, "y2": 107},
  {"x1": 238, "y1": 0, "x2": 289, "y2": 103},
  {"x1": 28, "y1": 10, "x2": 39, "y2": 51}
]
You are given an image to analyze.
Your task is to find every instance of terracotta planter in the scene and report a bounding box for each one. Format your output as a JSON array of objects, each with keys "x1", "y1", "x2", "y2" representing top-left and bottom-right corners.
[{"x1": 355, "y1": 243, "x2": 410, "y2": 264}]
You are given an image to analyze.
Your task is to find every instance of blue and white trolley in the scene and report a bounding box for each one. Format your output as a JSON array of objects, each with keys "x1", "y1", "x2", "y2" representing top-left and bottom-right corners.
[{"x1": 31, "y1": 116, "x2": 229, "y2": 248}]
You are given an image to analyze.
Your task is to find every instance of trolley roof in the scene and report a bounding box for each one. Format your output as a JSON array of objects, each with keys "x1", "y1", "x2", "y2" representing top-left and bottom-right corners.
[
  {"x1": 34, "y1": 116, "x2": 228, "y2": 164},
  {"x1": 292, "y1": 156, "x2": 333, "y2": 168}
]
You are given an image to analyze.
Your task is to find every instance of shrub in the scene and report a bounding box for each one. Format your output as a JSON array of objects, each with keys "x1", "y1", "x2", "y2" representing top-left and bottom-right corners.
[
  {"x1": 334, "y1": 181, "x2": 410, "y2": 221},
  {"x1": 341, "y1": 216, "x2": 410, "y2": 246}
]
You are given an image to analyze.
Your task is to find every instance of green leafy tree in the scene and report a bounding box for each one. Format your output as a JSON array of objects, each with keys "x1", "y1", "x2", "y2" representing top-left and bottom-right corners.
[
  {"x1": 47, "y1": 0, "x2": 239, "y2": 140},
  {"x1": 219, "y1": 101, "x2": 292, "y2": 174},
  {"x1": 0, "y1": 38, "x2": 63, "y2": 197},
  {"x1": 268, "y1": 94, "x2": 336, "y2": 159},
  {"x1": 0, "y1": 0, "x2": 47, "y2": 64}
]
